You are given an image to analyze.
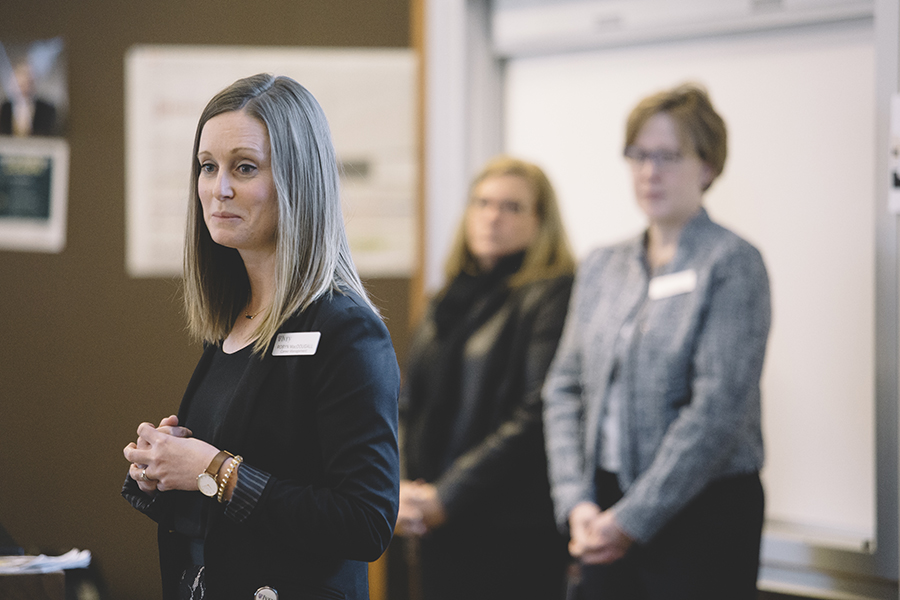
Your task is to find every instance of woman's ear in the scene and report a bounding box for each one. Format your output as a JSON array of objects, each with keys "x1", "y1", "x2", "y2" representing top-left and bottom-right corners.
[{"x1": 700, "y1": 162, "x2": 714, "y2": 191}]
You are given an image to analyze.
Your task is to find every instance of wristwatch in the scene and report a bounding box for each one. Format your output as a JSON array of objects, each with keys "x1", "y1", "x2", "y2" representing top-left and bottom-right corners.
[{"x1": 197, "y1": 450, "x2": 232, "y2": 497}]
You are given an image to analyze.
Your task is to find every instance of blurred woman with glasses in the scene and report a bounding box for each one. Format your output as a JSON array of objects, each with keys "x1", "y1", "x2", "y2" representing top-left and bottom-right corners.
[
  {"x1": 396, "y1": 155, "x2": 575, "y2": 600},
  {"x1": 543, "y1": 83, "x2": 771, "y2": 599}
]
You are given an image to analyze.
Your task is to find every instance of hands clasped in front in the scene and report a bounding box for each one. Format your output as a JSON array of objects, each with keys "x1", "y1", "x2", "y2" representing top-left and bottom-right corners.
[
  {"x1": 568, "y1": 501, "x2": 634, "y2": 564},
  {"x1": 394, "y1": 480, "x2": 447, "y2": 537},
  {"x1": 123, "y1": 415, "x2": 220, "y2": 497}
]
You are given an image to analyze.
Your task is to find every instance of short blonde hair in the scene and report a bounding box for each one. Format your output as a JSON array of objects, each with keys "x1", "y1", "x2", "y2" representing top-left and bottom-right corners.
[
  {"x1": 443, "y1": 155, "x2": 575, "y2": 288},
  {"x1": 183, "y1": 74, "x2": 373, "y2": 354},
  {"x1": 625, "y1": 83, "x2": 727, "y2": 190}
]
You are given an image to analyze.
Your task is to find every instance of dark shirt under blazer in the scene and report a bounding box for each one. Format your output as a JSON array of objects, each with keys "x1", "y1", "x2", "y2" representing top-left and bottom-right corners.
[
  {"x1": 123, "y1": 290, "x2": 401, "y2": 600},
  {"x1": 543, "y1": 209, "x2": 771, "y2": 543}
]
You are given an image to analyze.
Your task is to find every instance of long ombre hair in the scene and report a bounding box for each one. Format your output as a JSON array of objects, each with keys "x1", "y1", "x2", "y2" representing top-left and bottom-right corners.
[
  {"x1": 183, "y1": 74, "x2": 373, "y2": 354},
  {"x1": 443, "y1": 155, "x2": 575, "y2": 289}
]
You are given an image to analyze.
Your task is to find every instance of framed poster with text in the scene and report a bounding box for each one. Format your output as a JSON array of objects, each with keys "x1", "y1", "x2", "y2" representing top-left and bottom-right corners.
[{"x1": 0, "y1": 135, "x2": 69, "y2": 253}]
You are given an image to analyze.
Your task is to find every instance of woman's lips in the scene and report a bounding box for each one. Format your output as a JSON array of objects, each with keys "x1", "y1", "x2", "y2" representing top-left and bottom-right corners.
[{"x1": 640, "y1": 190, "x2": 664, "y2": 202}]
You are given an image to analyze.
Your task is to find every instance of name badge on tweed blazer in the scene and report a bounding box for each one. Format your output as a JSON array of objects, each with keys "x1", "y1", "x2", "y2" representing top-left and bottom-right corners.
[
  {"x1": 272, "y1": 332, "x2": 321, "y2": 356},
  {"x1": 648, "y1": 269, "x2": 697, "y2": 300}
]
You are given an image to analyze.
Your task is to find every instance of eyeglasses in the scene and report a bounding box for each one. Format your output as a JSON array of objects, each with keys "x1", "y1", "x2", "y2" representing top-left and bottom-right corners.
[
  {"x1": 469, "y1": 197, "x2": 532, "y2": 216},
  {"x1": 623, "y1": 146, "x2": 685, "y2": 169}
]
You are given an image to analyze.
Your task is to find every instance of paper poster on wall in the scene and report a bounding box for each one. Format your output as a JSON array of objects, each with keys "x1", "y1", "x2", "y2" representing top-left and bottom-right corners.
[
  {"x1": 125, "y1": 45, "x2": 417, "y2": 278},
  {"x1": 0, "y1": 136, "x2": 69, "y2": 252}
]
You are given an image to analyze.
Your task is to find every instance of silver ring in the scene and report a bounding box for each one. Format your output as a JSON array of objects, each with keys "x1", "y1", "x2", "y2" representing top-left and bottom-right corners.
[{"x1": 141, "y1": 469, "x2": 148, "y2": 482}]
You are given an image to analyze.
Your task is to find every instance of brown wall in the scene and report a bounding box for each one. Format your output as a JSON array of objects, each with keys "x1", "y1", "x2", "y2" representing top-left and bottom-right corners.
[{"x1": 0, "y1": 2, "x2": 411, "y2": 599}]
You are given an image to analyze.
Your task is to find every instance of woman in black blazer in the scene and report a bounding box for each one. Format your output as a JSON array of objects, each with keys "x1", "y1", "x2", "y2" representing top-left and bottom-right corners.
[
  {"x1": 122, "y1": 74, "x2": 400, "y2": 600},
  {"x1": 395, "y1": 156, "x2": 575, "y2": 600}
]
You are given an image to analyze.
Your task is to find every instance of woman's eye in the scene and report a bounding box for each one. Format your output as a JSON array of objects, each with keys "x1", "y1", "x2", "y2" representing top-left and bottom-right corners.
[
  {"x1": 501, "y1": 201, "x2": 524, "y2": 214},
  {"x1": 199, "y1": 163, "x2": 216, "y2": 174},
  {"x1": 237, "y1": 164, "x2": 257, "y2": 175}
]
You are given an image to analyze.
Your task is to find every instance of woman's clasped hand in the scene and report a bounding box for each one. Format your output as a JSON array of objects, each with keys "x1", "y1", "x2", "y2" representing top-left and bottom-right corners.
[{"x1": 124, "y1": 415, "x2": 210, "y2": 495}]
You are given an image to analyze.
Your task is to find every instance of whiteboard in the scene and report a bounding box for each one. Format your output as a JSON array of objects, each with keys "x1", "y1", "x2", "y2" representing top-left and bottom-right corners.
[{"x1": 504, "y1": 20, "x2": 876, "y2": 542}]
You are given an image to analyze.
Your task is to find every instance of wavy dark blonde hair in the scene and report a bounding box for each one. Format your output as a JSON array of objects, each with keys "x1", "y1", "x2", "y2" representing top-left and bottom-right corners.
[
  {"x1": 183, "y1": 73, "x2": 373, "y2": 354},
  {"x1": 443, "y1": 155, "x2": 575, "y2": 289}
]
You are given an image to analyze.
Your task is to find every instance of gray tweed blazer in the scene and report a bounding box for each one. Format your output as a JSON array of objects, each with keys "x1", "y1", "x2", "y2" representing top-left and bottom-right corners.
[{"x1": 542, "y1": 208, "x2": 770, "y2": 543}]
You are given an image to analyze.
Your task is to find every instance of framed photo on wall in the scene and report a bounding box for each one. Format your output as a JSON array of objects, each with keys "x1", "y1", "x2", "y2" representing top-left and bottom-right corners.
[
  {"x1": 0, "y1": 37, "x2": 67, "y2": 138},
  {"x1": 0, "y1": 37, "x2": 69, "y2": 252},
  {"x1": 0, "y1": 135, "x2": 69, "y2": 252}
]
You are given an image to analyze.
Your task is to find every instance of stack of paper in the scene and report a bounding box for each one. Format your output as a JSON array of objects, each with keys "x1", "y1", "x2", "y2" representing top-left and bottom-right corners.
[{"x1": 0, "y1": 549, "x2": 91, "y2": 574}]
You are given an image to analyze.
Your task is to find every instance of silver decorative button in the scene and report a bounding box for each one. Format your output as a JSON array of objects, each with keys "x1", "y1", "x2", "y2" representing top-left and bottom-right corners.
[{"x1": 255, "y1": 586, "x2": 278, "y2": 600}]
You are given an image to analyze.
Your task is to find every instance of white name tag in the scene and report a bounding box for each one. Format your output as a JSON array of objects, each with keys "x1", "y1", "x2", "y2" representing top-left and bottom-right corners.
[
  {"x1": 272, "y1": 332, "x2": 321, "y2": 356},
  {"x1": 648, "y1": 269, "x2": 697, "y2": 300}
]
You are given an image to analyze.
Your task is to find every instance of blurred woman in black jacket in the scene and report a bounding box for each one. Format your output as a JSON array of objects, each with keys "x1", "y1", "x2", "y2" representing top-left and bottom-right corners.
[{"x1": 396, "y1": 156, "x2": 575, "y2": 600}]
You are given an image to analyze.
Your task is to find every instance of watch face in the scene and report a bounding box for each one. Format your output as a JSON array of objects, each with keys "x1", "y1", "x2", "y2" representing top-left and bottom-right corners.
[{"x1": 198, "y1": 473, "x2": 218, "y2": 496}]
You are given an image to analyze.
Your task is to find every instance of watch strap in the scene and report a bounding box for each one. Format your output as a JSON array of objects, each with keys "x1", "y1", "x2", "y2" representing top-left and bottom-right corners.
[{"x1": 205, "y1": 450, "x2": 233, "y2": 480}]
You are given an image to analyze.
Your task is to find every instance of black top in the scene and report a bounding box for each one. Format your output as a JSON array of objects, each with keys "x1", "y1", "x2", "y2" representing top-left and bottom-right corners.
[
  {"x1": 184, "y1": 344, "x2": 253, "y2": 447},
  {"x1": 174, "y1": 344, "x2": 252, "y2": 540}
]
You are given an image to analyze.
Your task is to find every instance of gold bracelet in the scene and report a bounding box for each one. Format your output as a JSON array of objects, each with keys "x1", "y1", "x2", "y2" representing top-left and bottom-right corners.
[{"x1": 217, "y1": 455, "x2": 243, "y2": 504}]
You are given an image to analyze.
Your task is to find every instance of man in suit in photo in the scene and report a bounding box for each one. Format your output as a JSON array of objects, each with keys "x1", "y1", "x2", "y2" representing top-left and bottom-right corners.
[{"x1": 0, "y1": 61, "x2": 57, "y2": 137}]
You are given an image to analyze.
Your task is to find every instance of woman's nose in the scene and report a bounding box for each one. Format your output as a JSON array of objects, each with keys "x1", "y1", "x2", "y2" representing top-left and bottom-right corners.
[
  {"x1": 636, "y1": 159, "x2": 663, "y2": 181},
  {"x1": 640, "y1": 157, "x2": 661, "y2": 175},
  {"x1": 481, "y1": 201, "x2": 505, "y2": 222},
  {"x1": 214, "y1": 172, "x2": 234, "y2": 199}
]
